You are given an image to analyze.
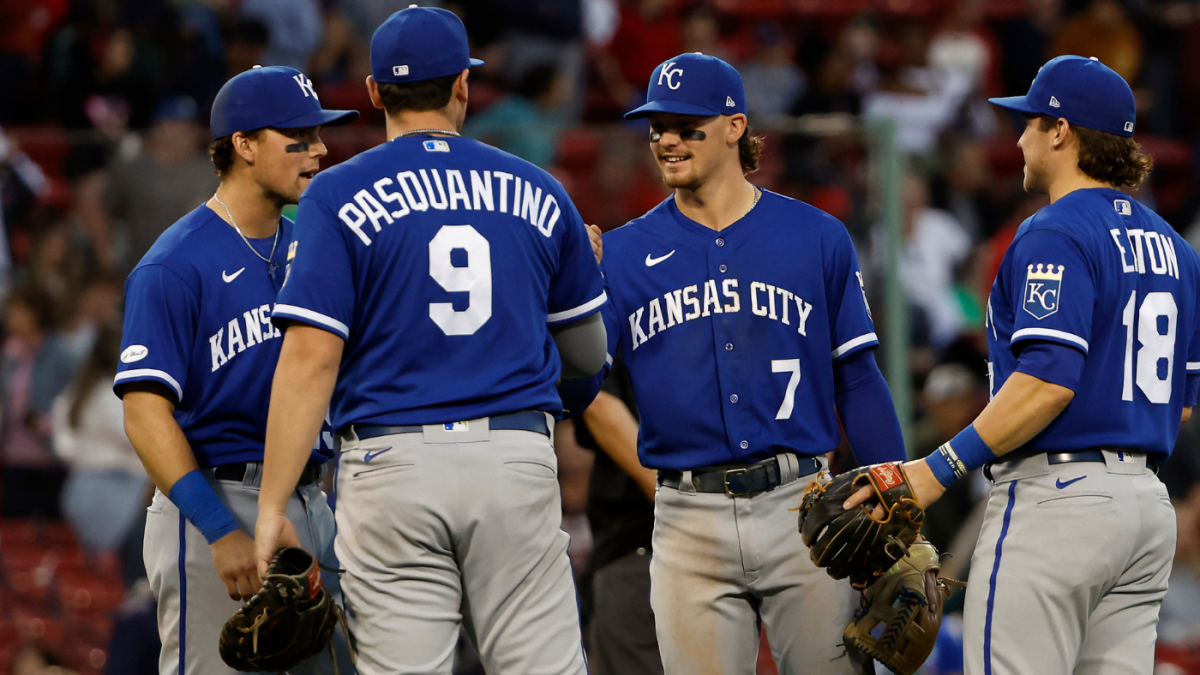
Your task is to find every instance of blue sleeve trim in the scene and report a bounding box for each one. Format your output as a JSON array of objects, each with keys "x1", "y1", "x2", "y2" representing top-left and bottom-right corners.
[{"x1": 272, "y1": 304, "x2": 350, "y2": 340}]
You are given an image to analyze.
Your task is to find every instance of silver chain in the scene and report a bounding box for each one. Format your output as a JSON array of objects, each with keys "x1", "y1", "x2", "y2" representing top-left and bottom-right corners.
[
  {"x1": 212, "y1": 193, "x2": 280, "y2": 271},
  {"x1": 399, "y1": 129, "x2": 461, "y2": 138}
]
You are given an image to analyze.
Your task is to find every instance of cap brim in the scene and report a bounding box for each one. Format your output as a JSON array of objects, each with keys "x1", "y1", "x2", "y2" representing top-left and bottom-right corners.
[
  {"x1": 624, "y1": 99, "x2": 723, "y2": 120},
  {"x1": 469, "y1": 58, "x2": 485, "y2": 67},
  {"x1": 987, "y1": 95, "x2": 1040, "y2": 114},
  {"x1": 275, "y1": 108, "x2": 360, "y2": 130}
]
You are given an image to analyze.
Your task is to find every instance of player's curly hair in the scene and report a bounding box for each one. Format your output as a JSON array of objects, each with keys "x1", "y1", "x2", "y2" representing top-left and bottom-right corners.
[
  {"x1": 208, "y1": 130, "x2": 263, "y2": 177},
  {"x1": 1036, "y1": 115, "x2": 1153, "y2": 188},
  {"x1": 739, "y1": 125, "x2": 764, "y2": 175}
]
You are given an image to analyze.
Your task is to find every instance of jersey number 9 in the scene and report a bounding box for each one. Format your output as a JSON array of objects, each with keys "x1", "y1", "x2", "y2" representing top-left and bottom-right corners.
[{"x1": 429, "y1": 225, "x2": 492, "y2": 336}]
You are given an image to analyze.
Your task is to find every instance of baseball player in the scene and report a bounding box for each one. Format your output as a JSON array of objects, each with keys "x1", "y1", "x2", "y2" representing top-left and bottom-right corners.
[
  {"x1": 251, "y1": 7, "x2": 607, "y2": 675},
  {"x1": 594, "y1": 52, "x2": 906, "y2": 674},
  {"x1": 116, "y1": 66, "x2": 357, "y2": 675},
  {"x1": 846, "y1": 56, "x2": 1200, "y2": 675}
]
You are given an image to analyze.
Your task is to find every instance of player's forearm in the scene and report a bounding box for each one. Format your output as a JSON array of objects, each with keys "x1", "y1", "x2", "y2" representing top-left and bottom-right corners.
[
  {"x1": 582, "y1": 391, "x2": 657, "y2": 502},
  {"x1": 122, "y1": 387, "x2": 201, "y2": 494},
  {"x1": 974, "y1": 372, "x2": 1074, "y2": 457},
  {"x1": 260, "y1": 325, "x2": 343, "y2": 515}
]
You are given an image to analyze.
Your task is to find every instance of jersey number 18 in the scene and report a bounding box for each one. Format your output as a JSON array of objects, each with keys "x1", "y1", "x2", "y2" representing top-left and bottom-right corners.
[{"x1": 1122, "y1": 290, "x2": 1177, "y2": 404}]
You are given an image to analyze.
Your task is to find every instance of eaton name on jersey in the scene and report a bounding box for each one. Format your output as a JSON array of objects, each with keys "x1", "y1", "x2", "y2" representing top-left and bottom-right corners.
[
  {"x1": 629, "y1": 278, "x2": 815, "y2": 350},
  {"x1": 1110, "y1": 226, "x2": 1182, "y2": 278},
  {"x1": 336, "y1": 168, "x2": 564, "y2": 246},
  {"x1": 209, "y1": 303, "x2": 282, "y2": 372}
]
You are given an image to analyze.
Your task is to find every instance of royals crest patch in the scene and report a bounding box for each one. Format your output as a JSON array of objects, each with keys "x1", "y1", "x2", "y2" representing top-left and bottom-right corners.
[{"x1": 1023, "y1": 263, "x2": 1064, "y2": 320}]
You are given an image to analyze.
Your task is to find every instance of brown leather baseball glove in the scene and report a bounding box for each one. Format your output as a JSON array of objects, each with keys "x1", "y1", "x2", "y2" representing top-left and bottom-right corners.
[
  {"x1": 797, "y1": 462, "x2": 925, "y2": 589},
  {"x1": 843, "y1": 538, "x2": 965, "y2": 675},
  {"x1": 219, "y1": 547, "x2": 351, "y2": 673}
]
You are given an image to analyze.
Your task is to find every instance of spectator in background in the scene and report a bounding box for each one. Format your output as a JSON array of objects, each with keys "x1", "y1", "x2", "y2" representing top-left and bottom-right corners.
[
  {"x1": 740, "y1": 22, "x2": 807, "y2": 118},
  {"x1": 996, "y1": 0, "x2": 1062, "y2": 99},
  {"x1": 1159, "y1": 485, "x2": 1200, "y2": 648},
  {"x1": 0, "y1": 127, "x2": 50, "y2": 300},
  {"x1": 597, "y1": 0, "x2": 682, "y2": 109},
  {"x1": 23, "y1": 223, "x2": 87, "y2": 326},
  {"x1": 0, "y1": 286, "x2": 78, "y2": 518},
  {"x1": 862, "y1": 24, "x2": 972, "y2": 157},
  {"x1": 877, "y1": 173, "x2": 974, "y2": 348},
  {"x1": 223, "y1": 20, "x2": 270, "y2": 80},
  {"x1": 83, "y1": 96, "x2": 217, "y2": 273},
  {"x1": 53, "y1": 323, "x2": 150, "y2": 587},
  {"x1": 61, "y1": 275, "x2": 122, "y2": 372},
  {"x1": 679, "y1": 3, "x2": 730, "y2": 62},
  {"x1": 465, "y1": 64, "x2": 571, "y2": 168},
  {"x1": 1051, "y1": 0, "x2": 1142, "y2": 83},
  {"x1": 239, "y1": 0, "x2": 323, "y2": 71}
]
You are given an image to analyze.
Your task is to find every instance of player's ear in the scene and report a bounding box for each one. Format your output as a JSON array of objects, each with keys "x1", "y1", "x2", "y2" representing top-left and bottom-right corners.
[
  {"x1": 231, "y1": 130, "x2": 256, "y2": 167},
  {"x1": 727, "y1": 113, "x2": 747, "y2": 146},
  {"x1": 453, "y1": 69, "x2": 470, "y2": 105},
  {"x1": 365, "y1": 76, "x2": 385, "y2": 111},
  {"x1": 1052, "y1": 118, "x2": 1071, "y2": 150}
]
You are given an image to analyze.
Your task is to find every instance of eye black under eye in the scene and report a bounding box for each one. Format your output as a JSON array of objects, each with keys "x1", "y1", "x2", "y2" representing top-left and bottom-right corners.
[{"x1": 680, "y1": 129, "x2": 707, "y2": 141}]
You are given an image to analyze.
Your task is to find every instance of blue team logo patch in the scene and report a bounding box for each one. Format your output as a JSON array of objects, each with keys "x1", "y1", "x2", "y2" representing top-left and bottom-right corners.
[
  {"x1": 1022, "y1": 263, "x2": 1064, "y2": 320},
  {"x1": 423, "y1": 140, "x2": 450, "y2": 153}
]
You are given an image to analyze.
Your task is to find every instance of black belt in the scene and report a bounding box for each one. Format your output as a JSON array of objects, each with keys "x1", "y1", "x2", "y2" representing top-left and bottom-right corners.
[
  {"x1": 658, "y1": 455, "x2": 822, "y2": 498},
  {"x1": 340, "y1": 410, "x2": 549, "y2": 443},
  {"x1": 984, "y1": 449, "x2": 1151, "y2": 480},
  {"x1": 213, "y1": 460, "x2": 324, "y2": 486}
]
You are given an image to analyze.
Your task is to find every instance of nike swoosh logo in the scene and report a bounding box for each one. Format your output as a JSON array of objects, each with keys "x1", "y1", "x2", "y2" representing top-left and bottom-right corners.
[
  {"x1": 1056, "y1": 476, "x2": 1086, "y2": 489},
  {"x1": 645, "y1": 251, "x2": 676, "y2": 267},
  {"x1": 222, "y1": 268, "x2": 245, "y2": 283},
  {"x1": 363, "y1": 447, "x2": 392, "y2": 463}
]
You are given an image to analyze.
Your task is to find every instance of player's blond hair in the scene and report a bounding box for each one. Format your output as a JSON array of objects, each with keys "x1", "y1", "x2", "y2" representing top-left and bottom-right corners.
[{"x1": 739, "y1": 126, "x2": 764, "y2": 175}]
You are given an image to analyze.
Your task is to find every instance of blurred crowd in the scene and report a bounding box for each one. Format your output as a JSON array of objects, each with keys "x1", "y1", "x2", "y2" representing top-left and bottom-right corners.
[{"x1": 3, "y1": 0, "x2": 1200, "y2": 673}]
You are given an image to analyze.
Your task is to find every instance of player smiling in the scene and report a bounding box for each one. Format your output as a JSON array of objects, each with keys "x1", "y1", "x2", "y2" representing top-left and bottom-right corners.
[
  {"x1": 847, "y1": 55, "x2": 1200, "y2": 675},
  {"x1": 592, "y1": 52, "x2": 905, "y2": 674}
]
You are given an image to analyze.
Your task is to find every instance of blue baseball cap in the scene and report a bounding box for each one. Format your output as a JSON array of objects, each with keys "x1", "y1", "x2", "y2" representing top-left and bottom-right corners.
[
  {"x1": 371, "y1": 5, "x2": 484, "y2": 84},
  {"x1": 210, "y1": 66, "x2": 359, "y2": 140},
  {"x1": 988, "y1": 55, "x2": 1136, "y2": 137},
  {"x1": 625, "y1": 53, "x2": 747, "y2": 120}
]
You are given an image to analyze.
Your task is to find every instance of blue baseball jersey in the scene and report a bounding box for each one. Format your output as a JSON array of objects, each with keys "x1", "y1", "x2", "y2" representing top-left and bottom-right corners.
[
  {"x1": 114, "y1": 206, "x2": 334, "y2": 467},
  {"x1": 273, "y1": 135, "x2": 606, "y2": 430},
  {"x1": 987, "y1": 187, "x2": 1200, "y2": 460},
  {"x1": 601, "y1": 191, "x2": 878, "y2": 470}
]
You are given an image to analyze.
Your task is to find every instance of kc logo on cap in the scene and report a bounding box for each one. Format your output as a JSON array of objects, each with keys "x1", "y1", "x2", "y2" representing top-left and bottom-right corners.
[{"x1": 658, "y1": 62, "x2": 684, "y2": 90}]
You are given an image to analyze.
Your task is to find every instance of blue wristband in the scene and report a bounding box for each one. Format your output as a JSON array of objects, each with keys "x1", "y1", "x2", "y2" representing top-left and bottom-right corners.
[
  {"x1": 168, "y1": 470, "x2": 240, "y2": 544},
  {"x1": 926, "y1": 424, "x2": 996, "y2": 488}
]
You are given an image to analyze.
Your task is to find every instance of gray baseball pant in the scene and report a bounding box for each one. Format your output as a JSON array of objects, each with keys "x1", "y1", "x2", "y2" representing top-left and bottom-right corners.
[
  {"x1": 144, "y1": 464, "x2": 348, "y2": 675},
  {"x1": 963, "y1": 450, "x2": 1175, "y2": 675},
  {"x1": 333, "y1": 418, "x2": 587, "y2": 675},
  {"x1": 650, "y1": 457, "x2": 865, "y2": 675}
]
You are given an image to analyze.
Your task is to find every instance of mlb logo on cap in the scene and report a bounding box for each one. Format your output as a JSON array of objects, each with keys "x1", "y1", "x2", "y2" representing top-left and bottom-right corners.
[
  {"x1": 625, "y1": 53, "x2": 747, "y2": 120},
  {"x1": 371, "y1": 5, "x2": 484, "y2": 84}
]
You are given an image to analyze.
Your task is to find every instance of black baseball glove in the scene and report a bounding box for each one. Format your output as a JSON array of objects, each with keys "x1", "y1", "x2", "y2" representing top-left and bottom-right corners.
[
  {"x1": 797, "y1": 462, "x2": 925, "y2": 589},
  {"x1": 219, "y1": 547, "x2": 347, "y2": 673}
]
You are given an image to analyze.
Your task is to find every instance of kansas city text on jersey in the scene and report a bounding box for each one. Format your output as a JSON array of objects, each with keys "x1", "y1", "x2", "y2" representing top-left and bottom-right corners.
[
  {"x1": 209, "y1": 303, "x2": 282, "y2": 372},
  {"x1": 335, "y1": 168, "x2": 564, "y2": 245},
  {"x1": 628, "y1": 278, "x2": 816, "y2": 350}
]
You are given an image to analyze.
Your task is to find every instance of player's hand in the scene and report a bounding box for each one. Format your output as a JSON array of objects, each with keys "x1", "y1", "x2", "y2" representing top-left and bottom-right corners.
[
  {"x1": 842, "y1": 459, "x2": 947, "y2": 513},
  {"x1": 254, "y1": 509, "x2": 301, "y2": 581},
  {"x1": 587, "y1": 224, "x2": 603, "y2": 264},
  {"x1": 210, "y1": 529, "x2": 262, "y2": 601}
]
